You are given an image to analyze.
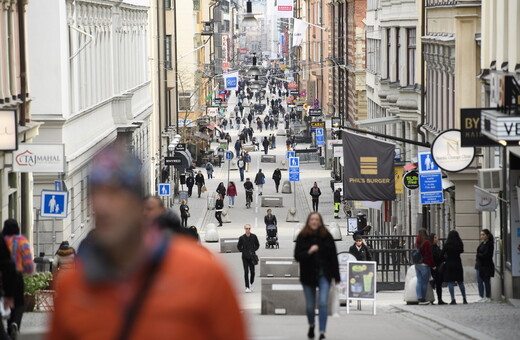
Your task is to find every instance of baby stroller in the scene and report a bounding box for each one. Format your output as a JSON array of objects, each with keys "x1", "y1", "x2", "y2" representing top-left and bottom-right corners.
[{"x1": 265, "y1": 225, "x2": 279, "y2": 249}]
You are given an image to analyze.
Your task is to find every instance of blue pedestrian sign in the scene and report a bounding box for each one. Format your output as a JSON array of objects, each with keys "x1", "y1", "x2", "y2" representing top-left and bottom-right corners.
[
  {"x1": 418, "y1": 151, "x2": 440, "y2": 173},
  {"x1": 419, "y1": 173, "x2": 443, "y2": 192},
  {"x1": 289, "y1": 157, "x2": 300, "y2": 167},
  {"x1": 315, "y1": 128, "x2": 324, "y2": 136},
  {"x1": 420, "y1": 192, "x2": 444, "y2": 205},
  {"x1": 158, "y1": 183, "x2": 171, "y2": 197},
  {"x1": 40, "y1": 190, "x2": 68, "y2": 218},
  {"x1": 286, "y1": 151, "x2": 295, "y2": 159},
  {"x1": 316, "y1": 135, "x2": 325, "y2": 146},
  {"x1": 225, "y1": 151, "x2": 233, "y2": 160},
  {"x1": 289, "y1": 172, "x2": 300, "y2": 182},
  {"x1": 289, "y1": 166, "x2": 300, "y2": 173}
]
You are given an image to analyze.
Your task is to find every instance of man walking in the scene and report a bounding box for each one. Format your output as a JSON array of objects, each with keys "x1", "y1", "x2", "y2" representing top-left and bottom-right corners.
[
  {"x1": 186, "y1": 173, "x2": 194, "y2": 197},
  {"x1": 244, "y1": 152, "x2": 251, "y2": 172},
  {"x1": 234, "y1": 139, "x2": 242, "y2": 159},
  {"x1": 254, "y1": 169, "x2": 266, "y2": 196},
  {"x1": 195, "y1": 171, "x2": 205, "y2": 198},
  {"x1": 205, "y1": 161, "x2": 214, "y2": 179},
  {"x1": 237, "y1": 224, "x2": 260, "y2": 293},
  {"x1": 237, "y1": 156, "x2": 246, "y2": 182},
  {"x1": 262, "y1": 137, "x2": 270, "y2": 155},
  {"x1": 334, "y1": 188, "x2": 342, "y2": 219},
  {"x1": 272, "y1": 168, "x2": 282, "y2": 193},
  {"x1": 309, "y1": 182, "x2": 322, "y2": 212}
]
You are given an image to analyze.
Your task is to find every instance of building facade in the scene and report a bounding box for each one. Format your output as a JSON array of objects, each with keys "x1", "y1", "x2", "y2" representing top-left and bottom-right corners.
[{"x1": 27, "y1": 0, "x2": 153, "y2": 254}]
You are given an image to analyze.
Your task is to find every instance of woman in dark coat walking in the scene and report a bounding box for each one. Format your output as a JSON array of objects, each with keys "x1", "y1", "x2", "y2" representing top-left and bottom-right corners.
[
  {"x1": 294, "y1": 212, "x2": 340, "y2": 340},
  {"x1": 442, "y1": 230, "x2": 467, "y2": 304},
  {"x1": 272, "y1": 168, "x2": 282, "y2": 193},
  {"x1": 475, "y1": 229, "x2": 494, "y2": 302},
  {"x1": 429, "y1": 233, "x2": 446, "y2": 304},
  {"x1": 216, "y1": 182, "x2": 227, "y2": 199}
]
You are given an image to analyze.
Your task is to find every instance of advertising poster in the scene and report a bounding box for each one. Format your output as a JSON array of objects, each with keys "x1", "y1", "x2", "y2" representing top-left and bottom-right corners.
[{"x1": 347, "y1": 262, "x2": 376, "y2": 300}]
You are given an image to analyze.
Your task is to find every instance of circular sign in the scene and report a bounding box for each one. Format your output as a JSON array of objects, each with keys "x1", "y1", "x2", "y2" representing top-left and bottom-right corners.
[
  {"x1": 431, "y1": 129, "x2": 476, "y2": 172},
  {"x1": 403, "y1": 171, "x2": 419, "y2": 190}
]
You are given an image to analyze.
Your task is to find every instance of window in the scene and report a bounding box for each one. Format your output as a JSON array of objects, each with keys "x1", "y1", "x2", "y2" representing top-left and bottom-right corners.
[
  {"x1": 396, "y1": 28, "x2": 401, "y2": 82},
  {"x1": 407, "y1": 28, "x2": 416, "y2": 85},
  {"x1": 368, "y1": 0, "x2": 380, "y2": 11},
  {"x1": 317, "y1": 1, "x2": 322, "y2": 25},
  {"x1": 366, "y1": 38, "x2": 380, "y2": 74},
  {"x1": 179, "y1": 92, "x2": 191, "y2": 111},
  {"x1": 165, "y1": 0, "x2": 171, "y2": 10},
  {"x1": 165, "y1": 35, "x2": 172, "y2": 70},
  {"x1": 222, "y1": 20, "x2": 230, "y2": 33},
  {"x1": 386, "y1": 29, "x2": 391, "y2": 79},
  {"x1": 193, "y1": 0, "x2": 200, "y2": 11}
]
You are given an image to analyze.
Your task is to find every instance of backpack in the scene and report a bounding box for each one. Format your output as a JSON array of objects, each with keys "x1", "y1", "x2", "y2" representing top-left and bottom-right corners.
[
  {"x1": 206, "y1": 163, "x2": 212, "y2": 171},
  {"x1": 411, "y1": 246, "x2": 423, "y2": 265}
]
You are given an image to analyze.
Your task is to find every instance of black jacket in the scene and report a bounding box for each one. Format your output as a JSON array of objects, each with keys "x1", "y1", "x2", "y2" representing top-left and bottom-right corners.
[
  {"x1": 441, "y1": 241, "x2": 464, "y2": 283},
  {"x1": 475, "y1": 240, "x2": 495, "y2": 278},
  {"x1": 244, "y1": 181, "x2": 254, "y2": 191},
  {"x1": 432, "y1": 244, "x2": 444, "y2": 267},
  {"x1": 264, "y1": 214, "x2": 277, "y2": 226},
  {"x1": 349, "y1": 243, "x2": 372, "y2": 261},
  {"x1": 216, "y1": 185, "x2": 227, "y2": 197},
  {"x1": 0, "y1": 235, "x2": 16, "y2": 299},
  {"x1": 195, "y1": 174, "x2": 205, "y2": 186},
  {"x1": 215, "y1": 199, "x2": 224, "y2": 211},
  {"x1": 237, "y1": 234, "x2": 260, "y2": 260},
  {"x1": 294, "y1": 230, "x2": 340, "y2": 287},
  {"x1": 254, "y1": 172, "x2": 265, "y2": 185},
  {"x1": 310, "y1": 187, "x2": 322, "y2": 200},
  {"x1": 186, "y1": 176, "x2": 194, "y2": 188},
  {"x1": 334, "y1": 190, "x2": 341, "y2": 204},
  {"x1": 272, "y1": 169, "x2": 282, "y2": 183}
]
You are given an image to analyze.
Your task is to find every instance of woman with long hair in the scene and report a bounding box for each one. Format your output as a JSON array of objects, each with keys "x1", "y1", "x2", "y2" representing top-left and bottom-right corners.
[
  {"x1": 442, "y1": 230, "x2": 467, "y2": 304},
  {"x1": 227, "y1": 181, "x2": 238, "y2": 208},
  {"x1": 475, "y1": 229, "x2": 495, "y2": 302},
  {"x1": 429, "y1": 233, "x2": 446, "y2": 305},
  {"x1": 294, "y1": 212, "x2": 340, "y2": 340},
  {"x1": 415, "y1": 228, "x2": 434, "y2": 304}
]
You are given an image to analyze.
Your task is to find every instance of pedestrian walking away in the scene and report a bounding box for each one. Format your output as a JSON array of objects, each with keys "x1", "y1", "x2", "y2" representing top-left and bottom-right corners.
[
  {"x1": 186, "y1": 173, "x2": 194, "y2": 197},
  {"x1": 414, "y1": 228, "x2": 435, "y2": 305},
  {"x1": 234, "y1": 139, "x2": 242, "y2": 158},
  {"x1": 294, "y1": 212, "x2": 340, "y2": 340},
  {"x1": 349, "y1": 233, "x2": 372, "y2": 261},
  {"x1": 179, "y1": 200, "x2": 190, "y2": 228},
  {"x1": 255, "y1": 169, "x2": 266, "y2": 196},
  {"x1": 264, "y1": 209, "x2": 277, "y2": 228},
  {"x1": 205, "y1": 161, "x2": 214, "y2": 179},
  {"x1": 237, "y1": 156, "x2": 246, "y2": 181},
  {"x1": 475, "y1": 229, "x2": 495, "y2": 302},
  {"x1": 430, "y1": 233, "x2": 446, "y2": 305},
  {"x1": 237, "y1": 224, "x2": 260, "y2": 293},
  {"x1": 53, "y1": 241, "x2": 76, "y2": 277},
  {"x1": 215, "y1": 194, "x2": 224, "y2": 227},
  {"x1": 262, "y1": 137, "x2": 270, "y2": 155},
  {"x1": 195, "y1": 171, "x2": 205, "y2": 198},
  {"x1": 244, "y1": 152, "x2": 252, "y2": 172},
  {"x1": 272, "y1": 168, "x2": 282, "y2": 193},
  {"x1": 244, "y1": 178, "x2": 254, "y2": 208},
  {"x1": 227, "y1": 181, "x2": 238, "y2": 208},
  {"x1": 333, "y1": 188, "x2": 342, "y2": 219},
  {"x1": 48, "y1": 148, "x2": 246, "y2": 340},
  {"x1": 309, "y1": 182, "x2": 322, "y2": 212},
  {"x1": 442, "y1": 230, "x2": 468, "y2": 304}
]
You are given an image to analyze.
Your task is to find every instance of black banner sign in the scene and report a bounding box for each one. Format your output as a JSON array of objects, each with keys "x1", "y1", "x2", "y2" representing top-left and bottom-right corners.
[
  {"x1": 342, "y1": 131, "x2": 396, "y2": 201},
  {"x1": 460, "y1": 108, "x2": 499, "y2": 146}
]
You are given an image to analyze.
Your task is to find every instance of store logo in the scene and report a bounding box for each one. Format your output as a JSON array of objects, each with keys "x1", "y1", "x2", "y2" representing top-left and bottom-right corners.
[
  {"x1": 15, "y1": 150, "x2": 36, "y2": 167},
  {"x1": 360, "y1": 157, "x2": 378, "y2": 175},
  {"x1": 226, "y1": 77, "x2": 237, "y2": 88}
]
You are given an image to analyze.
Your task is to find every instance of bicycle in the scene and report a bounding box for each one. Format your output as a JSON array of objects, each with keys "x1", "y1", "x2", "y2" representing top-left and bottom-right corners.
[{"x1": 342, "y1": 201, "x2": 352, "y2": 218}]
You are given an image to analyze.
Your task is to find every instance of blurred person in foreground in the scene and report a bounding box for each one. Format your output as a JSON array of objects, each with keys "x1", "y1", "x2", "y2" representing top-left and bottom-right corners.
[{"x1": 48, "y1": 147, "x2": 246, "y2": 340}]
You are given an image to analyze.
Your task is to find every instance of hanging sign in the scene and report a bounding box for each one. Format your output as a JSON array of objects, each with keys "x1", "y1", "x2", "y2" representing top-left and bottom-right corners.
[
  {"x1": 431, "y1": 129, "x2": 475, "y2": 172},
  {"x1": 403, "y1": 171, "x2": 419, "y2": 190}
]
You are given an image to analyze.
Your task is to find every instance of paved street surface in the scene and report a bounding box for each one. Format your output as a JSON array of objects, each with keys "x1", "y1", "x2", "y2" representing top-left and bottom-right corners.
[{"x1": 19, "y1": 90, "x2": 520, "y2": 340}]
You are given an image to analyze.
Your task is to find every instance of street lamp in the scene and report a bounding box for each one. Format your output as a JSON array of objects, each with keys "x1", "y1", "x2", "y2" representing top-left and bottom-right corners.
[
  {"x1": 242, "y1": 1, "x2": 258, "y2": 28},
  {"x1": 246, "y1": 53, "x2": 261, "y2": 77}
]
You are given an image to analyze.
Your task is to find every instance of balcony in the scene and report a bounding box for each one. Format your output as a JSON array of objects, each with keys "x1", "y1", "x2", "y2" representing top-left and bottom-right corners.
[{"x1": 201, "y1": 21, "x2": 214, "y2": 36}]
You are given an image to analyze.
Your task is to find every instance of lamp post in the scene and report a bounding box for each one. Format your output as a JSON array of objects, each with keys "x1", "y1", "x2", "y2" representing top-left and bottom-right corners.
[{"x1": 167, "y1": 134, "x2": 182, "y2": 205}]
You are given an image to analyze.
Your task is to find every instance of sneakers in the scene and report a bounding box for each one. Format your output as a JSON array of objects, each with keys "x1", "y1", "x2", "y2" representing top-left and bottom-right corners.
[
  {"x1": 319, "y1": 334, "x2": 326, "y2": 340},
  {"x1": 245, "y1": 288, "x2": 251, "y2": 293},
  {"x1": 250, "y1": 284, "x2": 254, "y2": 292},
  {"x1": 418, "y1": 299, "x2": 431, "y2": 305},
  {"x1": 477, "y1": 297, "x2": 491, "y2": 303},
  {"x1": 307, "y1": 325, "x2": 315, "y2": 339}
]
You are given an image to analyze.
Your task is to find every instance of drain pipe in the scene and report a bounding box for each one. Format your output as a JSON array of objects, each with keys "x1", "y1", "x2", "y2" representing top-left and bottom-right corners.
[{"x1": 417, "y1": 0, "x2": 426, "y2": 143}]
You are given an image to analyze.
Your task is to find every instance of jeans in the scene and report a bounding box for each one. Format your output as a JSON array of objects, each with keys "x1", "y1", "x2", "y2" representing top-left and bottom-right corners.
[
  {"x1": 415, "y1": 265, "x2": 431, "y2": 300},
  {"x1": 229, "y1": 195, "x2": 235, "y2": 207},
  {"x1": 215, "y1": 211, "x2": 223, "y2": 225},
  {"x1": 181, "y1": 216, "x2": 188, "y2": 228},
  {"x1": 197, "y1": 184, "x2": 202, "y2": 197},
  {"x1": 476, "y1": 270, "x2": 491, "y2": 298},
  {"x1": 302, "y1": 276, "x2": 331, "y2": 334},
  {"x1": 187, "y1": 185, "x2": 193, "y2": 197},
  {"x1": 207, "y1": 171, "x2": 213, "y2": 179},
  {"x1": 448, "y1": 282, "x2": 466, "y2": 301},
  {"x1": 257, "y1": 184, "x2": 263, "y2": 194},
  {"x1": 239, "y1": 168, "x2": 245, "y2": 181},
  {"x1": 312, "y1": 199, "x2": 319, "y2": 212},
  {"x1": 242, "y1": 257, "x2": 255, "y2": 288},
  {"x1": 264, "y1": 146, "x2": 268, "y2": 154}
]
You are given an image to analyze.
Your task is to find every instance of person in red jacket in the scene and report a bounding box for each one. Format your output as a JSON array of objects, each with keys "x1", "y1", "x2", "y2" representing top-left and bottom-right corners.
[
  {"x1": 227, "y1": 181, "x2": 238, "y2": 208},
  {"x1": 415, "y1": 228, "x2": 434, "y2": 305}
]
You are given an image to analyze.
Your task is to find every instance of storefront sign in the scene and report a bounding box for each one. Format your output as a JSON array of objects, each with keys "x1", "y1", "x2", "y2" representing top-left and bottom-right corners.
[
  {"x1": 13, "y1": 144, "x2": 65, "y2": 173},
  {"x1": 460, "y1": 108, "x2": 498, "y2": 146},
  {"x1": 0, "y1": 109, "x2": 17, "y2": 151},
  {"x1": 431, "y1": 130, "x2": 475, "y2": 172},
  {"x1": 403, "y1": 171, "x2": 419, "y2": 190},
  {"x1": 309, "y1": 108, "x2": 322, "y2": 116},
  {"x1": 394, "y1": 166, "x2": 404, "y2": 195},
  {"x1": 310, "y1": 121, "x2": 325, "y2": 128},
  {"x1": 206, "y1": 106, "x2": 219, "y2": 116},
  {"x1": 482, "y1": 110, "x2": 520, "y2": 141},
  {"x1": 277, "y1": 0, "x2": 294, "y2": 18}
]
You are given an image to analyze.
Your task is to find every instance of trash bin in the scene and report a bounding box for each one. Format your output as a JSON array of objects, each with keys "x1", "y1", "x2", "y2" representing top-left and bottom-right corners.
[
  {"x1": 207, "y1": 192, "x2": 216, "y2": 210},
  {"x1": 178, "y1": 191, "x2": 189, "y2": 204},
  {"x1": 34, "y1": 252, "x2": 53, "y2": 272}
]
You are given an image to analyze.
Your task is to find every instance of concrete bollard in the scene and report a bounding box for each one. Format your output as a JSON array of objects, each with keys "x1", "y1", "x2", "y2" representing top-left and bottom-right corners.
[
  {"x1": 328, "y1": 222, "x2": 342, "y2": 241},
  {"x1": 281, "y1": 180, "x2": 292, "y2": 194},
  {"x1": 292, "y1": 223, "x2": 303, "y2": 241},
  {"x1": 204, "y1": 224, "x2": 219, "y2": 242},
  {"x1": 276, "y1": 128, "x2": 286, "y2": 136},
  {"x1": 279, "y1": 159, "x2": 287, "y2": 170},
  {"x1": 221, "y1": 209, "x2": 231, "y2": 223},
  {"x1": 230, "y1": 160, "x2": 238, "y2": 170},
  {"x1": 286, "y1": 208, "x2": 299, "y2": 223}
]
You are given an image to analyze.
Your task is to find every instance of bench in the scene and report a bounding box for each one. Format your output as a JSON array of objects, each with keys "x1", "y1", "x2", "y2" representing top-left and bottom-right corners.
[
  {"x1": 261, "y1": 195, "x2": 283, "y2": 207},
  {"x1": 219, "y1": 238, "x2": 240, "y2": 253},
  {"x1": 242, "y1": 144, "x2": 256, "y2": 153},
  {"x1": 260, "y1": 257, "x2": 299, "y2": 278},
  {"x1": 261, "y1": 155, "x2": 277, "y2": 163}
]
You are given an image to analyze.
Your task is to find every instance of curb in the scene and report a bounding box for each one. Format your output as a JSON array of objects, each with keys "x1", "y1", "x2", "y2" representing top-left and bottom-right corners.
[{"x1": 391, "y1": 304, "x2": 491, "y2": 340}]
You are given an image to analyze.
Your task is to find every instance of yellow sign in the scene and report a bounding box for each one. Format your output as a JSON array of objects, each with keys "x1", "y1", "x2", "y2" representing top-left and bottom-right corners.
[
  {"x1": 303, "y1": 104, "x2": 309, "y2": 110},
  {"x1": 394, "y1": 166, "x2": 404, "y2": 195},
  {"x1": 310, "y1": 122, "x2": 325, "y2": 128},
  {"x1": 360, "y1": 157, "x2": 378, "y2": 175}
]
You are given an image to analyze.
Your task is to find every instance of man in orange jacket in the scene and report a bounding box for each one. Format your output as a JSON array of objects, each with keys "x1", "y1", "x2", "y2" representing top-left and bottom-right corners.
[{"x1": 48, "y1": 147, "x2": 247, "y2": 340}]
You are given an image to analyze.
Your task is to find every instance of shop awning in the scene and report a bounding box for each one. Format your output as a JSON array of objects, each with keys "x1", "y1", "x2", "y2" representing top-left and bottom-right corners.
[{"x1": 356, "y1": 116, "x2": 401, "y2": 127}]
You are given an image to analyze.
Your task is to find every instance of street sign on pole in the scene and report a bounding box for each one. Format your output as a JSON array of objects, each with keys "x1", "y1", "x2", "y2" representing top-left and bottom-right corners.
[
  {"x1": 286, "y1": 151, "x2": 295, "y2": 159},
  {"x1": 158, "y1": 183, "x2": 171, "y2": 197},
  {"x1": 289, "y1": 166, "x2": 300, "y2": 173},
  {"x1": 289, "y1": 157, "x2": 299, "y2": 167},
  {"x1": 40, "y1": 190, "x2": 68, "y2": 218},
  {"x1": 289, "y1": 172, "x2": 300, "y2": 182},
  {"x1": 225, "y1": 151, "x2": 233, "y2": 160},
  {"x1": 418, "y1": 151, "x2": 443, "y2": 205}
]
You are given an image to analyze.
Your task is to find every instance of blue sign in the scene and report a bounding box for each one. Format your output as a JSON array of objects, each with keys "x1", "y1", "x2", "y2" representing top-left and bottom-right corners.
[
  {"x1": 289, "y1": 166, "x2": 300, "y2": 173},
  {"x1": 54, "y1": 181, "x2": 62, "y2": 191},
  {"x1": 418, "y1": 151, "x2": 440, "y2": 173},
  {"x1": 420, "y1": 192, "x2": 444, "y2": 205},
  {"x1": 158, "y1": 183, "x2": 171, "y2": 197},
  {"x1": 286, "y1": 151, "x2": 295, "y2": 159},
  {"x1": 289, "y1": 157, "x2": 299, "y2": 167},
  {"x1": 289, "y1": 172, "x2": 300, "y2": 182},
  {"x1": 315, "y1": 128, "x2": 324, "y2": 136},
  {"x1": 226, "y1": 77, "x2": 237, "y2": 89},
  {"x1": 225, "y1": 151, "x2": 233, "y2": 160},
  {"x1": 40, "y1": 190, "x2": 68, "y2": 218},
  {"x1": 316, "y1": 135, "x2": 325, "y2": 146},
  {"x1": 419, "y1": 173, "x2": 443, "y2": 192}
]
